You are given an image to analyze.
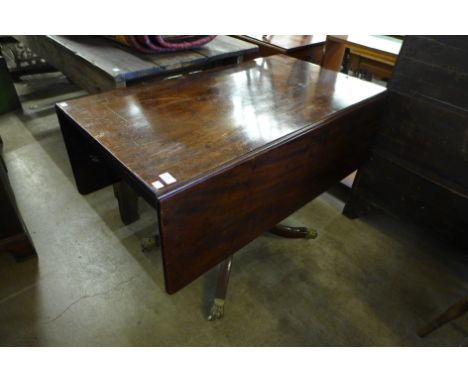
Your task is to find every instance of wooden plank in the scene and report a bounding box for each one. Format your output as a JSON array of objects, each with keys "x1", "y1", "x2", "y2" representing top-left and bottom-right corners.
[
  {"x1": 47, "y1": 36, "x2": 160, "y2": 82},
  {"x1": 145, "y1": 36, "x2": 257, "y2": 71},
  {"x1": 15, "y1": 36, "x2": 257, "y2": 92},
  {"x1": 350, "y1": 154, "x2": 468, "y2": 248},
  {"x1": 375, "y1": 92, "x2": 468, "y2": 192},
  {"x1": 346, "y1": 36, "x2": 468, "y2": 250},
  {"x1": 141, "y1": 49, "x2": 207, "y2": 73},
  {"x1": 124, "y1": 37, "x2": 258, "y2": 80},
  {"x1": 15, "y1": 35, "x2": 122, "y2": 93},
  {"x1": 195, "y1": 35, "x2": 258, "y2": 60},
  {"x1": 390, "y1": 36, "x2": 468, "y2": 110}
]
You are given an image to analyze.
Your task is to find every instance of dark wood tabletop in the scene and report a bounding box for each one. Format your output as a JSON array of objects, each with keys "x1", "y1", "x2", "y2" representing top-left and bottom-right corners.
[
  {"x1": 57, "y1": 55, "x2": 386, "y2": 293},
  {"x1": 234, "y1": 35, "x2": 327, "y2": 64},
  {"x1": 244, "y1": 35, "x2": 327, "y2": 52}
]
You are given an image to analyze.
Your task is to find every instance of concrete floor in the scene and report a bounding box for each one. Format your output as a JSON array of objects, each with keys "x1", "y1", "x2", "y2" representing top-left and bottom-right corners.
[{"x1": 1, "y1": 72, "x2": 467, "y2": 346}]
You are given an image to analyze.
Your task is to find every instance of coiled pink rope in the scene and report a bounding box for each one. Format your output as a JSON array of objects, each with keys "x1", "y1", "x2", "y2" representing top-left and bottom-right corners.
[{"x1": 121, "y1": 35, "x2": 216, "y2": 53}]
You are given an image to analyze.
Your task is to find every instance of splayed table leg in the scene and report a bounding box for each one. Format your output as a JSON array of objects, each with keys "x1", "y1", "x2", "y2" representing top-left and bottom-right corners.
[{"x1": 418, "y1": 297, "x2": 468, "y2": 337}]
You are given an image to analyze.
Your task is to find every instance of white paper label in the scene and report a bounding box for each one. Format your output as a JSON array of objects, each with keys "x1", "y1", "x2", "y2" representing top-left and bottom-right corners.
[
  {"x1": 159, "y1": 172, "x2": 177, "y2": 185},
  {"x1": 152, "y1": 180, "x2": 165, "y2": 190}
]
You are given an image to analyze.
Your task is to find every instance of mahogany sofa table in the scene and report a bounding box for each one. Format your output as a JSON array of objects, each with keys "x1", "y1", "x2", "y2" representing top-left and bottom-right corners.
[{"x1": 56, "y1": 56, "x2": 386, "y2": 315}]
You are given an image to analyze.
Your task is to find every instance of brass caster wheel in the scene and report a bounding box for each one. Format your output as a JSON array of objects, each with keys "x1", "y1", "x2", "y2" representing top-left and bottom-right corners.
[
  {"x1": 141, "y1": 235, "x2": 160, "y2": 252},
  {"x1": 305, "y1": 228, "x2": 318, "y2": 239}
]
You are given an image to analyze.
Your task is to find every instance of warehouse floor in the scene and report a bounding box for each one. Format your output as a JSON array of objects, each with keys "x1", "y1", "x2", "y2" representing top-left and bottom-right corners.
[{"x1": 1, "y1": 73, "x2": 467, "y2": 346}]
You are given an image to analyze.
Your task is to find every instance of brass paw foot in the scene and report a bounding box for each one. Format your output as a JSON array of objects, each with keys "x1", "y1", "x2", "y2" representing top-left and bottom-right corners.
[
  {"x1": 207, "y1": 298, "x2": 225, "y2": 321},
  {"x1": 305, "y1": 228, "x2": 318, "y2": 239},
  {"x1": 141, "y1": 235, "x2": 160, "y2": 252}
]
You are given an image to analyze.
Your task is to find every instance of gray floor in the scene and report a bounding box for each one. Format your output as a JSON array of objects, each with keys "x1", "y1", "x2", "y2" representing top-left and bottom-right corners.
[{"x1": 1, "y1": 73, "x2": 467, "y2": 346}]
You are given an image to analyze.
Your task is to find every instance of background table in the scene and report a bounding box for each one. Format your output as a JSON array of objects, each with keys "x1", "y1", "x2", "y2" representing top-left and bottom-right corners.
[
  {"x1": 16, "y1": 35, "x2": 258, "y2": 93},
  {"x1": 322, "y1": 35, "x2": 403, "y2": 80},
  {"x1": 236, "y1": 35, "x2": 326, "y2": 64},
  {"x1": 56, "y1": 56, "x2": 386, "y2": 294}
]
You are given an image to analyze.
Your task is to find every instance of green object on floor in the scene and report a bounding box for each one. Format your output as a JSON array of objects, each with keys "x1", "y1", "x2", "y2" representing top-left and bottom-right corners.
[{"x1": 0, "y1": 55, "x2": 20, "y2": 114}]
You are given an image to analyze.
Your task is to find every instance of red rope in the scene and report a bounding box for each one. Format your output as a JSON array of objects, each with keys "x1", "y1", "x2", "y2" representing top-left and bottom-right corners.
[
  {"x1": 119, "y1": 35, "x2": 216, "y2": 53},
  {"x1": 155, "y1": 35, "x2": 216, "y2": 50}
]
